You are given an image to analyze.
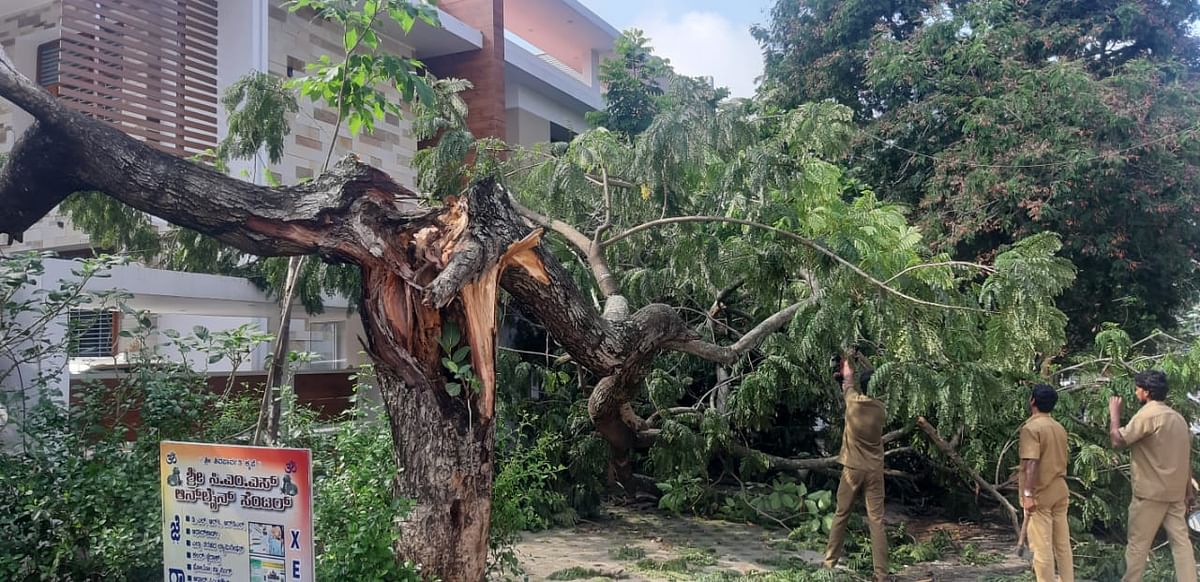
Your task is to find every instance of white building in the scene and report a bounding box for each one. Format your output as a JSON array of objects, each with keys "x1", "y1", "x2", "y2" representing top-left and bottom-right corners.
[{"x1": 0, "y1": 0, "x2": 616, "y2": 436}]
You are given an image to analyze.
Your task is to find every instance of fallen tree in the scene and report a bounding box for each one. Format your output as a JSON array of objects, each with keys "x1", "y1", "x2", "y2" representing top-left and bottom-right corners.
[{"x1": 0, "y1": 42, "x2": 1075, "y2": 579}]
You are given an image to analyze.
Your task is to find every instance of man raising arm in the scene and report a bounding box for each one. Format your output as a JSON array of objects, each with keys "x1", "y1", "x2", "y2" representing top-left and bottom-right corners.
[
  {"x1": 823, "y1": 350, "x2": 890, "y2": 582},
  {"x1": 1108, "y1": 370, "x2": 1196, "y2": 582}
]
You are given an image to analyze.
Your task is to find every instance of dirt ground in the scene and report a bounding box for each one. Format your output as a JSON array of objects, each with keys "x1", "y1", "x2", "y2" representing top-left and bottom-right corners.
[{"x1": 510, "y1": 504, "x2": 1044, "y2": 581}]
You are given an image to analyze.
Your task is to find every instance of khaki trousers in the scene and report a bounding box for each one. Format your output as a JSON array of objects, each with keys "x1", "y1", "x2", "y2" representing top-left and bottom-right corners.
[
  {"x1": 824, "y1": 467, "x2": 887, "y2": 581},
  {"x1": 1123, "y1": 497, "x2": 1197, "y2": 582},
  {"x1": 1028, "y1": 495, "x2": 1074, "y2": 582}
]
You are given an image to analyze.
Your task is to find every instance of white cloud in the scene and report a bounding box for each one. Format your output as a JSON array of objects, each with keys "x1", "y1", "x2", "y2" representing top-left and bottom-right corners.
[{"x1": 633, "y1": 10, "x2": 763, "y2": 98}]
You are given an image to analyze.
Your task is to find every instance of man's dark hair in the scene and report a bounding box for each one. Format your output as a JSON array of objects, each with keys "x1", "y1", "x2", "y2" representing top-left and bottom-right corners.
[
  {"x1": 1031, "y1": 384, "x2": 1058, "y2": 413},
  {"x1": 1134, "y1": 370, "x2": 1169, "y2": 401}
]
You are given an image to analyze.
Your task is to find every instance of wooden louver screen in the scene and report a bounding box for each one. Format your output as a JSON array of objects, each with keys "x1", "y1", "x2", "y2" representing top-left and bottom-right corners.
[{"x1": 58, "y1": 0, "x2": 219, "y2": 156}]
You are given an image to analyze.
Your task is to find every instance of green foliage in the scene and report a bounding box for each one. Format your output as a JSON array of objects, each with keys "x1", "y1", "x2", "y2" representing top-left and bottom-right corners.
[
  {"x1": 958, "y1": 543, "x2": 1004, "y2": 567},
  {"x1": 490, "y1": 416, "x2": 574, "y2": 575},
  {"x1": 0, "y1": 255, "x2": 418, "y2": 580},
  {"x1": 547, "y1": 566, "x2": 618, "y2": 580},
  {"x1": 656, "y1": 476, "x2": 715, "y2": 515},
  {"x1": 695, "y1": 568, "x2": 853, "y2": 582},
  {"x1": 311, "y1": 364, "x2": 422, "y2": 581},
  {"x1": 610, "y1": 545, "x2": 647, "y2": 561},
  {"x1": 586, "y1": 30, "x2": 671, "y2": 136},
  {"x1": 437, "y1": 322, "x2": 480, "y2": 397},
  {"x1": 888, "y1": 526, "x2": 955, "y2": 567},
  {"x1": 719, "y1": 479, "x2": 834, "y2": 534},
  {"x1": 635, "y1": 547, "x2": 718, "y2": 576},
  {"x1": 493, "y1": 351, "x2": 607, "y2": 518},
  {"x1": 757, "y1": 0, "x2": 1200, "y2": 343},
  {"x1": 286, "y1": 0, "x2": 437, "y2": 140},
  {"x1": 216, "y1": 71, "x2": 299, "y2": 168},
  {"x1": 1071, "y1": 534, "x2": 1184, "y2": 582},
  {"x1": 413, "y1": 22, "x2": 1085, "y2": 544}
]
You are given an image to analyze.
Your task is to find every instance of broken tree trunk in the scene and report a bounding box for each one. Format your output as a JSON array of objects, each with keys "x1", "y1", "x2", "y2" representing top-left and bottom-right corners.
[
  {"x1": 917, "y1": 416, "x2": 1021, "y2": 535},
  {"x1": 0, "y1": 46, "x2": 823, "y2": 578}
]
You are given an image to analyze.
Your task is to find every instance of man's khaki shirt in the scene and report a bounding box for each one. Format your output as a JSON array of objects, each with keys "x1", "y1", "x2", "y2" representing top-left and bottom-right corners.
[
  {"x1": 839, "y1": 380, "x2": 886, "y2": 472},
  {"x1": 1018, "y1": 412, "x2": 1070, "y2": 505},
  {"x1": 1120, "y1": 400, "x2": 1192, "y2": 502}
]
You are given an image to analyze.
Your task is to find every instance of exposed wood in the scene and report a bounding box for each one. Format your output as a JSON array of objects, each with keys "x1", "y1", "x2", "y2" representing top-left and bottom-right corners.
[
  {"x1": 0, "y1": 45, "x2": 858, "y2": 578},
  {"x1": 917, "y1": 416, "x2": 1021, "y2": 535},
  {"x1": 459, "y1": 229, "x2": 548, "y2": 419}
]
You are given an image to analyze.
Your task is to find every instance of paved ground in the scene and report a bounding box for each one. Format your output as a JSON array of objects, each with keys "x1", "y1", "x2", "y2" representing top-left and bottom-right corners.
[{"x1": 509, "y1": 505, "x2": 1038, "y2": 581}]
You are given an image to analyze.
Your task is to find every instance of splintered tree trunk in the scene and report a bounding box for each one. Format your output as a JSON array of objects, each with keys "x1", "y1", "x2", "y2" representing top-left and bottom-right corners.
[
  {"x1": 378, "y1": 368, "x2": 494, "y2": 577},
  {"x1": 0, "y1": 49, "x2": 763, "y2": 580}
]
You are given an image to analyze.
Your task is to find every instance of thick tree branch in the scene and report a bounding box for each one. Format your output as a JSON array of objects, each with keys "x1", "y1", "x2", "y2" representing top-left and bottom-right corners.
[
  {"x1": 635, "y1": 428, "x2": 913, "y2": 478},
  {"x1": 917, "y1": 416, "x2": 1020, "y2": 536},
  {"x1": 666, "y1": 302, "x2": 804, "y2": 365}
]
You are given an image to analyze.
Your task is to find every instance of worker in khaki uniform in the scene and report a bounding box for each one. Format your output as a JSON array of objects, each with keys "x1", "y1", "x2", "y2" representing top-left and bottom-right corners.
[
  {"x1": 1019, "y1": 384, "x2": 1074, "y2": 582},
  {"x1": 824, "y1": 351, "x2": 889, "y2": 582},
  {"x1": 1108, "y1": 370, "x2": 1197, "y2": 582}
]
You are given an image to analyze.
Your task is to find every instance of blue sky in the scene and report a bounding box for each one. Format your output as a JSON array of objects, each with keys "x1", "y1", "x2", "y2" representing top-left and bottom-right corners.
[{"x1": 577, "y1": 0, "x2": 774, "y2": 97}]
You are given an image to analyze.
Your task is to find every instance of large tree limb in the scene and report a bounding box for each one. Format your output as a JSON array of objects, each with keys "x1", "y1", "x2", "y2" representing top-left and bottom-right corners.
[
  {"x1": 917, "y1": 416, "x2": 1020, "y2": 535},
  {"x1": 507, "y1": 189, "x2": 627, "y2": 319},
  {"x1": 635, "y1": 427, "x2": 914, "y2": 479}
]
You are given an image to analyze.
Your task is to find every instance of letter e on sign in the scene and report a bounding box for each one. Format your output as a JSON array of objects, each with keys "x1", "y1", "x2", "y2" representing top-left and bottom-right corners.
[{"x1": 292, "y1": 559, "x2": 301, "y2": 580}]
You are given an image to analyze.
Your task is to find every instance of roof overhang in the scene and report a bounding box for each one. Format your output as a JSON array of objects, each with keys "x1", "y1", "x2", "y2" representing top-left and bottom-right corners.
[
  {"x1": 404, "y1": 8, "x2": 484, "y2": 59},
  {"x1": 505, "y1": 38, "x2": 603, "y2": 112}
]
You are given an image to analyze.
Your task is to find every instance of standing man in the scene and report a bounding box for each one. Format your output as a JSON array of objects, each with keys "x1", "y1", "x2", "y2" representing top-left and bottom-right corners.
[
  {"x1": 1019, "y1": 384, "x2": 1074, "y2": 582},
  {"x1": 824, "y1": 350, "x2": 889, "y2": 582},
  {"x1": 1108, "y1": 370, "x2": 1197, "y2": 582}
]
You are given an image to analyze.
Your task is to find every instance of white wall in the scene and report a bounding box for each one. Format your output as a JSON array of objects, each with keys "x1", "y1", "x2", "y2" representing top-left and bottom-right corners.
[
  {"x1": 155, "y1": 314, "x2": 271, "y2": 373},
  {"x1": 506, "y1": 107, "x2": 550, "y2": 147},
  {"x1": 216, "y1": 0, "x2": 270, "y2": 182},
  {"x1": 506, "y1": 80, "x2": 588, "y2": 135},
  {"x1": 0, "y1": 1, "x2": 59, "y2": 151},
  {"x1": 0, "y1": 260, "x2": 67, "y2": 450}
]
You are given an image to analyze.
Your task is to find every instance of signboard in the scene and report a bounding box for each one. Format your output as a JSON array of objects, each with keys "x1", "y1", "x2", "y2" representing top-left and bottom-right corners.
[{"x1": 161, "y1": 441, "x2": 315, "y2": 582}]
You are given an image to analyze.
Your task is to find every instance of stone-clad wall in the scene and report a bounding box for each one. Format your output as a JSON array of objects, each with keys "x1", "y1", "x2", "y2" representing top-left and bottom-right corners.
[
  {"x1": 0, "y1": 2, "x2": 92, "y2": 253},
  {"x1": 266, "y1": 3, "x2": 418, "y2": 188},
  {"x1": 0, "y1": 2, "x2": 60, "y2": 152}
]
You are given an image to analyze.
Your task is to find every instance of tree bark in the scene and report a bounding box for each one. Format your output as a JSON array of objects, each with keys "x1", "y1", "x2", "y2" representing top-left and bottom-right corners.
[
  {"x1": 0, "y1": 47, "x2": 832, "y2": 577},
  {"x1": 377, "y1": 367, "x2": 493, "y2": 579}
]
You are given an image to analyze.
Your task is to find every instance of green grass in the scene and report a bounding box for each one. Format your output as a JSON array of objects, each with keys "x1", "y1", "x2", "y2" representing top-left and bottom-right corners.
[
  {"x1": 634, "y1": 547, "x2": 720, "y2": 578},
  {"x1": 546, "y1": 566, "x2": 623, "y2": 580},
  {"x1": 609, "y1": 544, "x2": 647, "y2": 561},
  {"x1": 959, "y1": 542, "x2": 1004, "y2": 566}
]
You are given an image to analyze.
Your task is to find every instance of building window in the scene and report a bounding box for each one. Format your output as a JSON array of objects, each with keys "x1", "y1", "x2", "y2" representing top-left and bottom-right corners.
[
  {"x1": 289, "y1": 320, "x2": 343, "y2": 371},
  {"x1": 550, "y1": 122, "x2": 575, "y2": 144},
  {"x1": 286, "y1": 56, "x2": 305, "y2": 78},
  {"x1": 68, "y1": 309, "x2": 116, "y2": 358},
  {"x1": 36, "y1": 40, "x2": 60, "y2": 92}
]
